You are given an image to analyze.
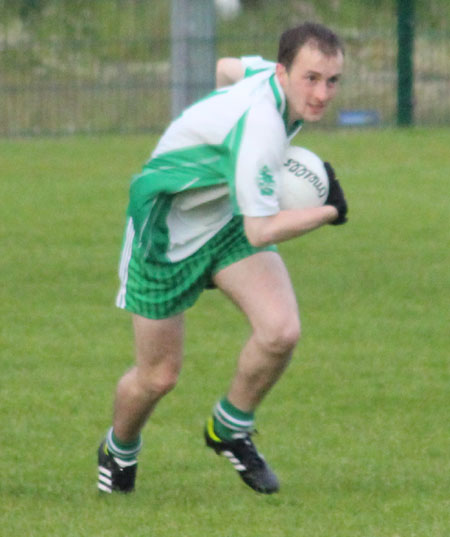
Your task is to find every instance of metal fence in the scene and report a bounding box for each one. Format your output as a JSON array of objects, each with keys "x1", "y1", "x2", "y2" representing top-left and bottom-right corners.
[{"x1": 0, "y1": 0, "x2": 449, "y2": 136}]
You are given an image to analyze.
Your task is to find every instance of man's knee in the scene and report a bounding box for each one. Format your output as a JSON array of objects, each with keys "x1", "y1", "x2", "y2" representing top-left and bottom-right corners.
[
  {"x1": 147, "y1": 369, "x2": 179, "y2": 397},
  {"x1": 133, "y1": 361, "x2": 180, "y2": 399},
  {"x1": 132, "y1": 314, "x2": 184, "y2": 398},
  {"x1": 255, "y1": 315, "x2": 301, "y2": 356}
]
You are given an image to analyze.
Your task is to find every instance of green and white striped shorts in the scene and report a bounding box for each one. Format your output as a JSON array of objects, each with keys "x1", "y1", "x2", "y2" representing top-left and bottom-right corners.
[{"x1": 115, "y1": 215, "x2": 276, "y2": 319}]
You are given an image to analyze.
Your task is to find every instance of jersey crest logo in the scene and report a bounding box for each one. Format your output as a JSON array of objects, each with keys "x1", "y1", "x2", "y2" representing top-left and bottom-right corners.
[{"x1": 257, "y1": 165, "x2": 275, "y2": 196}]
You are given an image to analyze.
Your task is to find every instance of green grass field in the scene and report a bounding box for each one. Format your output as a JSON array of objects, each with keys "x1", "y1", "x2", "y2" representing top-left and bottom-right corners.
[{"x1": 1, "y1": 128, "x2": 449, "y2": 536}]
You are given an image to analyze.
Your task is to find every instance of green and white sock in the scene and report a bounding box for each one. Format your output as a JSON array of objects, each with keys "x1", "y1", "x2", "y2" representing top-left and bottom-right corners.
[
  {"x1": 106, "y1": 427, "x2": 142, "y2": 465},
  {"x1": 213, "y1": 397, "x2": 255, "y2": 441}
]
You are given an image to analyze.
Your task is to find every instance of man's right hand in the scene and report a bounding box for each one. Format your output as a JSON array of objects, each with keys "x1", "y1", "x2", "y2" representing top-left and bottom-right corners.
[{"x1": 324, "y1": 162, "x2": 348, "y2": 225}]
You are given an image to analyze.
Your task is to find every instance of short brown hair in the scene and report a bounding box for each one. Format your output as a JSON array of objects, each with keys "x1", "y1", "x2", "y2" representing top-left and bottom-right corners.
[{"x1": 278, "y1": 22, "x2": 344, "y2": 70}]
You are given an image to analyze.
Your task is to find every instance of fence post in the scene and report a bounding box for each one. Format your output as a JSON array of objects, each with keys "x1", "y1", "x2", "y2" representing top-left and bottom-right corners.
[
  {"x1": 397, "y1": 0, "x2": 415, "y2": 126},
  {"x1": 171, "y1": 0, "x2": 216, "y2": 119}
]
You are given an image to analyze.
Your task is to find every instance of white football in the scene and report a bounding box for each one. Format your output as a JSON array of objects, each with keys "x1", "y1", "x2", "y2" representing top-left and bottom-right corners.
[{"x1": 279, "y1": 146, "x2": 329, "y2": 210}]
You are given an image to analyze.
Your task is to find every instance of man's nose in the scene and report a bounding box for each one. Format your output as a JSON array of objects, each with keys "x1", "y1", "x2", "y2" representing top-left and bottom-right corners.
[{"x1": 313, "y1": 81, "x2": 330, "y2": 101}]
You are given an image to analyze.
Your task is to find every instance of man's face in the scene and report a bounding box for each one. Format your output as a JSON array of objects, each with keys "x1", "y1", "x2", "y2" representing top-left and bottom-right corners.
[{"x1": 276, "y1": 42, "x2": 344, "y2": 123}]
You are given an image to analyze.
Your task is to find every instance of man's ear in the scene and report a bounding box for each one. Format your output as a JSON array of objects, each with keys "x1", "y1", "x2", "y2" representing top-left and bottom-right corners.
[{"x1": 275, "y1": 62, "x2": 287, "y2": 87}]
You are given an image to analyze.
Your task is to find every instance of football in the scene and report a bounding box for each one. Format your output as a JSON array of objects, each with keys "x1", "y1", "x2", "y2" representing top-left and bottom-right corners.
[{"x1": 279, "y1": 145, "x2": 329, "y2": 210}]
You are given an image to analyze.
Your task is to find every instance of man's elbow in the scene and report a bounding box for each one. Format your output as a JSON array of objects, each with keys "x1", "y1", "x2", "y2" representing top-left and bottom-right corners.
[
  {"x1": 215, "y1": 57, "x2": 244, "y2": 88},
  {"x1": 247, "y1": 234, "x2": 268, "y2": 248},
  {"x1": 215, "y1": 58, "x2": 227, "y2": 87},
  {"x1": 244, "y1": 217, "x2": 274, "y2": 248}
]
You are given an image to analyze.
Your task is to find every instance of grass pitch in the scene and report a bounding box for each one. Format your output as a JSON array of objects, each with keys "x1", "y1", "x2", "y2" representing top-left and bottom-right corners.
[{"x1": 0, "y1": 128, "x2": 449, "y2": 536}]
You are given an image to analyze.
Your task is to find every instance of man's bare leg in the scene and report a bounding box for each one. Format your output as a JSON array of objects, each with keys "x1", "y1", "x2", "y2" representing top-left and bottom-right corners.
[
  {"x1": 213, "y1": 251, "x2": 300, "y2": 412},
  {"x1": 204, "y1": 251, "x2": 300, "y2": 493},
  {"x1": 98, "y1": 313, "x2": 184, "y2": 493},
  {"x1": 113, "y1": 313, "x2": 185, "y2": 442}
]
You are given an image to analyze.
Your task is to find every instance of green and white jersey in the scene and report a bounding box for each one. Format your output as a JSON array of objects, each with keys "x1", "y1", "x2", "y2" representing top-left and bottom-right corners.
[{"x1": 128, "y1": 56, "x2": 302, "y2": 263}]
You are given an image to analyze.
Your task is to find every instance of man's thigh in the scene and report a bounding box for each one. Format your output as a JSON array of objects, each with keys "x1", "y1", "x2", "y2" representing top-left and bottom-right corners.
[
  {"x1": 212, "y1": 251, "x2": 300, "y2": 332},
  {"x1": 132, "y1": 313, "x2": 184, "y2": 373}
]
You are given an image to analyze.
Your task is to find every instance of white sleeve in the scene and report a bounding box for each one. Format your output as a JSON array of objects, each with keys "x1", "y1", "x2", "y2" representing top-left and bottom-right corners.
[{"x1": 234, "y1": 102, "x2": 286, "y2": 217}]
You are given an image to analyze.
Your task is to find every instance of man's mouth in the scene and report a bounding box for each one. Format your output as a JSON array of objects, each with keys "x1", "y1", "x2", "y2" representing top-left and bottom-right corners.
[{"x1": 308, "y1": 103, "x2": 325, "y2": 113}]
